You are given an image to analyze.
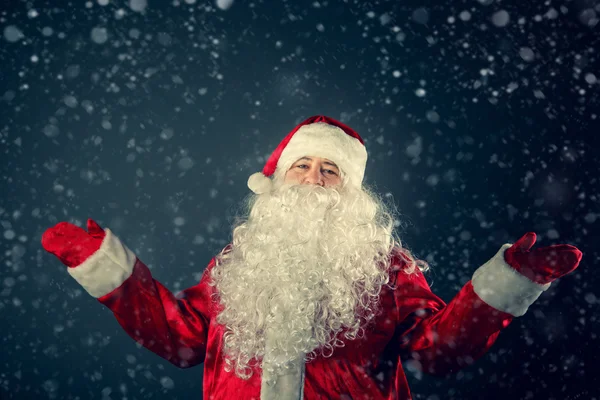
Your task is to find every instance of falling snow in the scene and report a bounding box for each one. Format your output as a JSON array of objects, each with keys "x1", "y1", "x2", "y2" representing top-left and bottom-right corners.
[{"x1": 0, "y1": 0, "x2": 598, "y2": 399}]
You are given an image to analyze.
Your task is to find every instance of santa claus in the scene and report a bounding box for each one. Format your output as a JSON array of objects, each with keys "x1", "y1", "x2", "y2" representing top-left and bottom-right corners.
[{"x1": 42, "y1": 115, "x2": 583, "y2": 400}]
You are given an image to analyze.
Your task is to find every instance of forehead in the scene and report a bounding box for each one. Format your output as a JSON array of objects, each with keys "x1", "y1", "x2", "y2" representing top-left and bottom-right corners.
[{"x1": 294, "y1": 156, "x2": 338, "y2": 168}]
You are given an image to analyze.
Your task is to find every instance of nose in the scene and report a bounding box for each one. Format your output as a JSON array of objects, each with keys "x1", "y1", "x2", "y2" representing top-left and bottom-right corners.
[{"x1": 302, "y1": 166, "x2": 324, "y2": 186}]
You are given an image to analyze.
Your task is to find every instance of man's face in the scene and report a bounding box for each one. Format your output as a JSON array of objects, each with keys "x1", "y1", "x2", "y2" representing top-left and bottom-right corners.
[{"x1": 283, "y1": 156, "x2": 342, "y2": 187}]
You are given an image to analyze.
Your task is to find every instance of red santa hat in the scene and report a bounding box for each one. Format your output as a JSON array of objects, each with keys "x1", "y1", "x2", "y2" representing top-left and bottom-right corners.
[{"x1": 247, "y1": 115, "x2": 368, "y2": 194}]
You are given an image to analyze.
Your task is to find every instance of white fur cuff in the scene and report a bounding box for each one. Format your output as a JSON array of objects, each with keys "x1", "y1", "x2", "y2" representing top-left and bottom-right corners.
[
  {"x1": 260, "y1": 327, "x2": 305, "y2": 400},
  {"x1": 471, "y1": 244, "x2": 551, "y2": 317},
  {"x1": 260, "y1": 360, "x2": 305, "y2": 400},
  {"x1": 67, "y1": 228, "x2": 137, "y2": 298}
]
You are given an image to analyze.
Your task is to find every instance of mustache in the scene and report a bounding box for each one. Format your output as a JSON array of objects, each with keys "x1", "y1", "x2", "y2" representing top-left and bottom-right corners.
[{"x1": 275, "y1": 184, "x2": 343, "y2": 212}]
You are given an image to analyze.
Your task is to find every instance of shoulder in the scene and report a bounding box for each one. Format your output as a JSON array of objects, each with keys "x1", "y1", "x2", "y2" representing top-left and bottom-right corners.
[
  {"x1": 221, "y1": 243, "x2": 234, "y2": 255},
  {"x1": 389, "y1": 246, "x2": 416, "y2": 273},
  {"x1": 204, "y1": 243, "x2": 234, "y2": 273},
  {"x1": 388, "y1": 246, "x2": 428, "y2": 286}
]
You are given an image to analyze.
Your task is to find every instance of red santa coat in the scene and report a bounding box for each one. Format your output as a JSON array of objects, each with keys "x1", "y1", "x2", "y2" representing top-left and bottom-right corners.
[{"x1": 67, "y1": 228, "x2": 550, "y2": 400}]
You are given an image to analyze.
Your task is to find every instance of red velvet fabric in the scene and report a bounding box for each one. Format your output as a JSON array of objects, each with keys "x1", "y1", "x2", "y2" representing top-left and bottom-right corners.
[
  {"x1": 97, "y1": 250, "x2": 513, "y2": 400},
  {"x1": 41, "y1": 219, "x2": 105, "y2": 268},
  {"x1": 503, "y1": 232, "x2": 583, "y2": 284}
]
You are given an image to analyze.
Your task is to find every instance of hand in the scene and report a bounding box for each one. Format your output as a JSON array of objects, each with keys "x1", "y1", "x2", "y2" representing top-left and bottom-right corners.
[
  {"x1": 504, "y1": 232, "x2": 582, "y2": 285},
  {"x1": 41, "y1": 219, "x2": 106, "y2": 268}
]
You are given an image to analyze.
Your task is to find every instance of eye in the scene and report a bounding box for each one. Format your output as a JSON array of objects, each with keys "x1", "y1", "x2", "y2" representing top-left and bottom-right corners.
[
  {"x1": 296, "y1": 164, "x2": 309, "y2": 169},
  {"x1": 324, "y1": 169, "x2": 337, "y2": 176}
]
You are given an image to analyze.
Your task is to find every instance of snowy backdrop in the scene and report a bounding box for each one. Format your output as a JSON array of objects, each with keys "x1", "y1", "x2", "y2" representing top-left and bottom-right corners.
[{"x1": 1, "y1": 0, "x2": 599, "y2": 399}]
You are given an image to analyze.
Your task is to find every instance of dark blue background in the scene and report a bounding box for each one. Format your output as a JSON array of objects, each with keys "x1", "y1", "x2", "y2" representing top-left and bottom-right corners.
[{"x1": 1, "y1": 0, "x2": 599, "y2": 399}]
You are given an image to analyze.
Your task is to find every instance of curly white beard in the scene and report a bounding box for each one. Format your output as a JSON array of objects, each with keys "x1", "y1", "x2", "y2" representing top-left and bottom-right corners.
[{"x1": 209, "y1": 182, "x2": 397, "y2": 380}]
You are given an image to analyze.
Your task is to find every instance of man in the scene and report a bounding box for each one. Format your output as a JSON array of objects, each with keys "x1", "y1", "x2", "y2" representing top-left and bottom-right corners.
[{"x1": 42, "y1": 115, "x2": 583, "y2": 400}]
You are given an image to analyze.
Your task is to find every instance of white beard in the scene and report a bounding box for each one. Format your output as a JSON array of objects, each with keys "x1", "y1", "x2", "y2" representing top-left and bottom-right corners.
[{"x1": 209, "y1": 182, "x2": 397, "y2": 380}]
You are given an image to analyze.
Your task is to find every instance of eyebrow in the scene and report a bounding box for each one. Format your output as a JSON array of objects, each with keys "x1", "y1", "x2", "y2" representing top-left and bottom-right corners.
[{"x1": 297, "y1": 157, "x2": 339, "y2": 170}]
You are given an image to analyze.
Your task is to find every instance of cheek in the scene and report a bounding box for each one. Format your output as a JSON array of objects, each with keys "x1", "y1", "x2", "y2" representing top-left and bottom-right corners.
[
  {"x1": 284, "y1": 169, "x2": 297, "y2": 182},
  {"x1": 328, "y1": 173, "x2": 340, "y2": 182}
]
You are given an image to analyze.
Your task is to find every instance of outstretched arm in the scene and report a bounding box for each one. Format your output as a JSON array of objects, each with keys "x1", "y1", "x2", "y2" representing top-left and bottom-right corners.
[
  {"x1": 393, "y1": 233, "x2": 581, "y2": 376},
  {"x1": 42, "y1": 219, "x2": 220, "y2": 368},
  {"x1": 393, "y1": 260, "x2": 514, "y2": 376}
]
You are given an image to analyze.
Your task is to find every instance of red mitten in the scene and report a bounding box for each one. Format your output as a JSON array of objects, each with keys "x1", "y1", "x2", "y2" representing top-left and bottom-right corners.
[
  {"x1": 41, "y1": 219, "x2": 106, "y2": 268},
  {"x1": 504, "y1": 232, "x2": 583, "y2": 285}
]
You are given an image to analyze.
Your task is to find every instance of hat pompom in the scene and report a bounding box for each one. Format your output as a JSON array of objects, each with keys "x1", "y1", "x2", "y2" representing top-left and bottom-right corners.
[{"x1": 247, "y1": 172, "x2": 273, "y2": 194}]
